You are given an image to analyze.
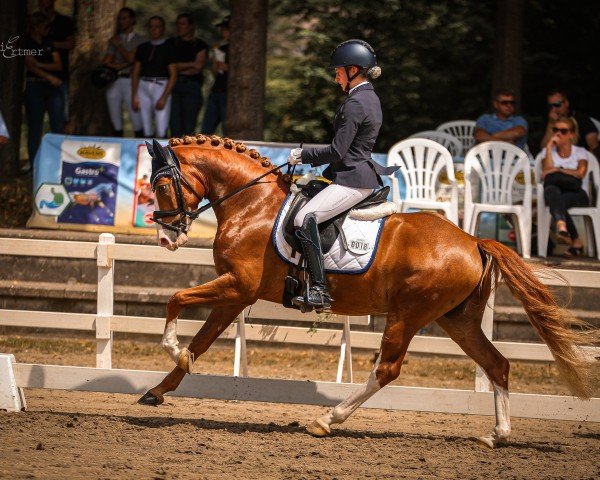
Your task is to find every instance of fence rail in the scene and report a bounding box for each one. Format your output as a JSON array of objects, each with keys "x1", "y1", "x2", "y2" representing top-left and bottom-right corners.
[{"x1": 1, "y1": 234, "x2": 598, "y2": 420}]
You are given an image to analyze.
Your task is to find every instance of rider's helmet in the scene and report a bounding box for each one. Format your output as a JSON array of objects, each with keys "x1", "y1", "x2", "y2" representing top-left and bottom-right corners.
[{"x1": 328, "y1": 39, "x2": 381, "y2": 92}]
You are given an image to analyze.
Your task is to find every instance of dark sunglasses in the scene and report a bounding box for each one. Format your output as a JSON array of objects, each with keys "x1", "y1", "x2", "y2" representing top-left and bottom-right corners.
[
  {"x1": 547, "y1": 101, "x2": 563, "y2": 109},
  {"x1": 552, "y1": 127, "x2": 571, "y2": 135},
  {"x1": 497, "y1": 100, "x2": 516, "y2": 106}
]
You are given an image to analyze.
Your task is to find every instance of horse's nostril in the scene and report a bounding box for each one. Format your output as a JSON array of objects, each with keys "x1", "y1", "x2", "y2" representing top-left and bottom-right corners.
[{"x1": 160, "y1": 238, "x2": 170, "y2": 247}]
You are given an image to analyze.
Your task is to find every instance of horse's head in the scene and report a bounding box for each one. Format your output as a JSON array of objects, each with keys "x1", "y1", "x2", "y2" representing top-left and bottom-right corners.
[{"x1": 146, "y1": 140, "x2": 206, "y2": 250}]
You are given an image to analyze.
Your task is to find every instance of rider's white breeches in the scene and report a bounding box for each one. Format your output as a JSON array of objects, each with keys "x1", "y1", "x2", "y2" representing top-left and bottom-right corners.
[{"x1": 294, "y1": 183, "x2": 374, "y2": 227}]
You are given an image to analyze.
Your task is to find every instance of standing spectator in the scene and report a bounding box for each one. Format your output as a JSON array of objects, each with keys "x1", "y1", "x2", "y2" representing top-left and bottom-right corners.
[
  {"x1": 540, "y1": 116, "x2": 589, "y2": 257},
  {"x1": 101, "y1": 7, "x2": 145, "y2": 137},
  {"x1": 36, "y1": 0, "x2": 74, "y2": 131},
  {"x1": 474, "y1": 88, "x2": 528, "y2": 150},
  {"x1": 201, "y1": 15, "x2": 230, "y2": 135},
  {"x1": 23, "y1": 12, "x2": 64, "y2": 172},
  {"x1": 0, "y1": 112, "x2": 9, "y2": 148},
  {"x1": 540, "y1": 88, "x2": 600, "y2": 160},
  {"x1": 131, "y1": 16, "x2": 177, "y2": 138},
  {"x1": 170, "y1": 14, "x2": 209, "y2": 137}
]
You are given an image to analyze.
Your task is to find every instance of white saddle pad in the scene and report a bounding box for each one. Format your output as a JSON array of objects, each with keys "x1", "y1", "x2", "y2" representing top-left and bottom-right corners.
[{"x1": 272, "y1": 194, "x2": 388, "y2": 274}]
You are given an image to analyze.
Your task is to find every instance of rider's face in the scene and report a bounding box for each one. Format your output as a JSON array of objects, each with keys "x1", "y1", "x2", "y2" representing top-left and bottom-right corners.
[
  {"x1": 335, "y1": 67, "x2": 347, "y2": 90},
  {"x1": 335, "y1": 66, "x2": 359, "y2": 90}
]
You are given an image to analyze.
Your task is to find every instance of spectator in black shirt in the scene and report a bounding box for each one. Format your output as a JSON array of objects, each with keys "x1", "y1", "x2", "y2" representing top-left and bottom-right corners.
[
  {"x1": 132, "y1": 16, "x2": 177, "y2": 138},
  {"x1": 201, "y1": 15, "x2": 230, "y2": 135},
  {"x1": 541, "y1": 88, "x2": 600, "y2": 160},
  {"x1": 23, "y1": 12, "x2": 64, "y2": 171},
  {"x1": 170, "y1": 13, "x2": 209, "y2": 137},
  {"x1": 36, "y1": 0, "x2": 74, "y2": 129}
]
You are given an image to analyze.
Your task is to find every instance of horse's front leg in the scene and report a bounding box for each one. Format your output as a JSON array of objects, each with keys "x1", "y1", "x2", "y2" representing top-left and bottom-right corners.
[
  {"x1": 159, "y1": 273, "x2": 250, "y2": 371},
  {"x1": 139, "y1": 303, "x2": 246, "y2": 406}
]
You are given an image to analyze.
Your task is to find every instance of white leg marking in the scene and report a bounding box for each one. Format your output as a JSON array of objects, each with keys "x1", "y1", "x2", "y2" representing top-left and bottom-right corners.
[
  {"x1": 161, "y1": 318, "x2": 182, "y2": 363},
  {"x1": 478, "y1": 382, "x2": 511, "y2": 448},
  {"x1": 308, "y1": 355, "x2": 382, "y2": 436}
]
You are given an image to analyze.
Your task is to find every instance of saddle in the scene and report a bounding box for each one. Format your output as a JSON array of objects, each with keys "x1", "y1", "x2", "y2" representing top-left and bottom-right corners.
[{"x1": 281, "y1": 180, "x2": 390, "y2": 254}]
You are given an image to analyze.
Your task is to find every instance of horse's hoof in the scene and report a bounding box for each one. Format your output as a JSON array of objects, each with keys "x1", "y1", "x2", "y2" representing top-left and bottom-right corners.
[
  {"x1": 476, "y1": 435, "x2": 495, "y2": 449},
  {"x1": 137, "y1": 390, "x2": 164, "y2": 406},
  {"x1": 177, "y1": 347, "x2": 194, "y2": 374},
  {"x1": 477, "y1": 433, "x2": 508, "y2": 449},
  {"x1": 306, "y1": 419, "x2": 331, "y2": 437}
]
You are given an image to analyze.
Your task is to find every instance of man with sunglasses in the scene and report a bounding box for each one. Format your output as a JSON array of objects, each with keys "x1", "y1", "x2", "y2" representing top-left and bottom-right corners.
[
  {"x1": 540, "y1": 89, "x2": 599, "y2": 159},
  {"x1": 474, "y1": 88, "x2": 528, "y2": 149}
]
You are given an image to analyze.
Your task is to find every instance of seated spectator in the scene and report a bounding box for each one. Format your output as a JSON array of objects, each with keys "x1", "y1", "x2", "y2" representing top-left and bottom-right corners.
[
  {"x1": 540, "y1": 116, "x2": 589, "y2": 257},
  {"x1": 170, "y1": 13, "x2": 209, "y2": 137},
  {"x1": 131, "y1": 16, "x2": 177, "y2": 138},
  {"x1": 474, "y1": 88, "x2": 528, "y2": 150},
  {"x1": 540, "y1": 88, "x2": 600, "y2": 160},
  {"x1": 101, "y1": 7, "x2": 145, "y2": 137},
  {"x1": 0, "y1": 112, "x2": 9, "y2": 148},
  {"x1": 23, "y1": 12, "x2": 64, "y2": 172}
]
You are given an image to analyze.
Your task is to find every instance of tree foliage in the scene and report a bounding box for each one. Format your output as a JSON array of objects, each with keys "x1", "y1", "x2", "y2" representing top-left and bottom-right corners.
[{"x1": 266, "y1": 0, "x2": 600, "y2": 153}]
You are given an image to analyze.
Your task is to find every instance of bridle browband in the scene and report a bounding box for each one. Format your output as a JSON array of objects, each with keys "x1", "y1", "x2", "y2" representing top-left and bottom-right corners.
[{"x1": 152, "y1": 146, "x2": 289, "y2": 236}]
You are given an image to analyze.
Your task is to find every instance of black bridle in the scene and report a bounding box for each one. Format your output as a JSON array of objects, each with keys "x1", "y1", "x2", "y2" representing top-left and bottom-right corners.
[{"x1": 152, "y1": 146, "x2": 291, "y2": 235}]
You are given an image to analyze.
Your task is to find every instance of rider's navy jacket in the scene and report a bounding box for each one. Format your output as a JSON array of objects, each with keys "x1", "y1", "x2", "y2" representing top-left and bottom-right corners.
[{"x1": 301, "y1": 82, "x2": 398, "y2": 189}]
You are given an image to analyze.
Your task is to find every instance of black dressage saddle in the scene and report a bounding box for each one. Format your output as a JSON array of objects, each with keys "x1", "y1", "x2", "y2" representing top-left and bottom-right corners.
[{"x1": 281, "y1": 180, "x2": 389, "y2": 254}]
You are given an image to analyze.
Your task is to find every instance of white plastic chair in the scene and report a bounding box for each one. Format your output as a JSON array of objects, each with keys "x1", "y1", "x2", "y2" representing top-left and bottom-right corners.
[
  {"x1": 534, "y1": 150, "x2": 600, "y2": 259},
  {"x1": 436, "y1": 120, "x2": 476, "y2": 156},
  {"x1": 463, "y1": 142, "x2": 532, "y2": 258},
  {"x1": 408, "y1": 130, "x2": 463, "y2": 158},
  {"x1": 387, "y1": 138, "x2": 459, "y2": 225}
]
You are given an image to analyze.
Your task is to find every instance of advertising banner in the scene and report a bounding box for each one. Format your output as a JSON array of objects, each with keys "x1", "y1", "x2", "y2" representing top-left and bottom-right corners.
[{"x1": 28, "y1": 134, "x2": 396, "y2": 238}]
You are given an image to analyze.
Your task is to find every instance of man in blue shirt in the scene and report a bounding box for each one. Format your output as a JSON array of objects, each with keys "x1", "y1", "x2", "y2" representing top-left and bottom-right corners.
[{"x1": 474, "y1": 88, "x2": 528, "y2": 150}]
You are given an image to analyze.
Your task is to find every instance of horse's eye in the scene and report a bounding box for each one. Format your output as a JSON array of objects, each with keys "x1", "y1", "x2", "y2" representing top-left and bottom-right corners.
[{"x1": 157, "y1": 185, "x2": 169, "y2": 194}]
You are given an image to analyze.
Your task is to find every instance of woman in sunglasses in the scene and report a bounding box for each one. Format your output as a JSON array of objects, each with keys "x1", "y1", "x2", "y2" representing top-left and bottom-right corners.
[{"x1": 540, "y1": 116, "x2": 589, "y2": 257}]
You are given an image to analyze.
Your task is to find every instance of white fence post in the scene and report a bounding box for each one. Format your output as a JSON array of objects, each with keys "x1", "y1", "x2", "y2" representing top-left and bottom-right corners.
[
  {"x1": 0, "y1": 354, "x2": 27, "y2": 411},
  {"x1": 336, "y1": 316, "x2": 354, "y2": 383},
  {"x1": 96, "y1": 233, "x2": 115, "y2": 369},
  {"x1": 233, "y1": 311, "x2": 248, "y2": 377},
  {"x1": 475, "y1": 283, "x2": 495, "y2": 392}
]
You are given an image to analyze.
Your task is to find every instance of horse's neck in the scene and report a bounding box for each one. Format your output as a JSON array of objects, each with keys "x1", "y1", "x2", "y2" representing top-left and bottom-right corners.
[{"x1": 199, "y1": 151, "x2": 288, "y2": 229}]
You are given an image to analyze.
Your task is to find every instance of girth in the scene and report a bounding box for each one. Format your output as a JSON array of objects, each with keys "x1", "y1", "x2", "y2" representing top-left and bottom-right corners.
[{"x1": 282, "y1": 180, "x2": 389, "y2": 254}]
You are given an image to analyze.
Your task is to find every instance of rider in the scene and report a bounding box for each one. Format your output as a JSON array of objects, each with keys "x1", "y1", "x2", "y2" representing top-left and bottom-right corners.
[{"x1": 288, "y1": 39, "x2": 398, "y2": 311}]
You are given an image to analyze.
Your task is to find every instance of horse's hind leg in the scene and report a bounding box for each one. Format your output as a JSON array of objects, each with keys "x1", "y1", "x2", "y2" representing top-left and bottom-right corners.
[
  {"x1": 436, "y1": 287, "x2": 511, "y2": 449},
  {"x1": 307, "y1": 307, "x2": 432, "y2": 437}
]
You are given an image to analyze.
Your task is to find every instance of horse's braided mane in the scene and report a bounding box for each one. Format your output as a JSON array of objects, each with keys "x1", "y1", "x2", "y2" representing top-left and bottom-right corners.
[{"x1": 169, "y1": 134, "x2": 292, "y2": 183}]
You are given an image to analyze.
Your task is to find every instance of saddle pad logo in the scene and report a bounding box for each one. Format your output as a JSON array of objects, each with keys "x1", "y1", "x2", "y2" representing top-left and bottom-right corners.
[{"x1": 348, "y1": 237, "x2": 371, "y2": 255}]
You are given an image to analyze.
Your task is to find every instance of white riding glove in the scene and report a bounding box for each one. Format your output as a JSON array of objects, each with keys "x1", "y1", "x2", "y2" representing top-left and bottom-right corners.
[{"x1": 288, "y1": 148, "x2": 303, "y2": 165}]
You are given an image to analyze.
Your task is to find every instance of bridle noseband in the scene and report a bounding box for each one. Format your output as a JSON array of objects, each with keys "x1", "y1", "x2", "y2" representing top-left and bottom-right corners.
[{"x1": 152, "y1": 145, "x2": 290, "y2": 236}]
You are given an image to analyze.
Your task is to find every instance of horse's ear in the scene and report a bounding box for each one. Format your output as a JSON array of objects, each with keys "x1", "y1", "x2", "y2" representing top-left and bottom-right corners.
[
  {"x1": 145, "y1": 141, "x2": 154, "y2": 158},
  {"x1": 150, "y1": 139, "x2": 169, "y2": 186}
]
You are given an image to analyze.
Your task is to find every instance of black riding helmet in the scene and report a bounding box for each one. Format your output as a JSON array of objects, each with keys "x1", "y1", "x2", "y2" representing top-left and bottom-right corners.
[{"x1": 328, "y1": 39, "x2": 380, "y2": 93}]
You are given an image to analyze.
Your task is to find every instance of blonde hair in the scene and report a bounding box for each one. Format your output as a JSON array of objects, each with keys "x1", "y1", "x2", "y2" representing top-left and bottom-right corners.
[{"x1": 556, "y1": 116, "x2": 579, "y2": 145}]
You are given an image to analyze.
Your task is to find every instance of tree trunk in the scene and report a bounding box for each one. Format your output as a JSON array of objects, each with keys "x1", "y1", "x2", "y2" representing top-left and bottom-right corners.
[
  {"x1": 0, "y1": 0, "x2": 27, "y2": 176},
  {"x1": 70, "y1": 0, "x2": 123, "y2": 136},
  {"x1": 492, "y1": 0, "x2": 524, "y2": 105},
  {"x1": 226, "y1": 0, "x2": 268, "y2": 140}
]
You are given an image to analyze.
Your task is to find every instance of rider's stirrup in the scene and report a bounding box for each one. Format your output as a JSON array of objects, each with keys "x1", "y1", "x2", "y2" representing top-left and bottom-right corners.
[{"x1": 291, "y1": 213, "x2": 332, "y2": 311}]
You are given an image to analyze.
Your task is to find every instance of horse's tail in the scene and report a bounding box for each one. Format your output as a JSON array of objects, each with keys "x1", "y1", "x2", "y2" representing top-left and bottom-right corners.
[{"x1": 477, "y1": 238, "x2": 599, "y2": 399}]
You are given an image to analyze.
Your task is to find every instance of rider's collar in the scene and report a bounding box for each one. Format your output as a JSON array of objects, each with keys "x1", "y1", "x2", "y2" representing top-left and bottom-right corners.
[{"x1": 348, "y1": 81, "x2": 370, "y2": 95}]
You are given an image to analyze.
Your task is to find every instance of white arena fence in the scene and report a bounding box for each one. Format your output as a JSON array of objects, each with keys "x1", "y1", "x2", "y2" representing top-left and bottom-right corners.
[{"x1": 0, "y1": 234, "x2": 598, "y2": 422}]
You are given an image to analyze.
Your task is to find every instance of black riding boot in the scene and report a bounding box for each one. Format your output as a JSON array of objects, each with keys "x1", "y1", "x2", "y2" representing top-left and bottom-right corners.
[{"x1": 292, "y1": 214, "x2": 332, "y2": 311}]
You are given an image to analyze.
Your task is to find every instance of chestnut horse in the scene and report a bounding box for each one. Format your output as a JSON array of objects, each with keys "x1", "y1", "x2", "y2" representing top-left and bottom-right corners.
[{"x1": 138, "y1": 134, "x2": 598, "y2": 448}]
